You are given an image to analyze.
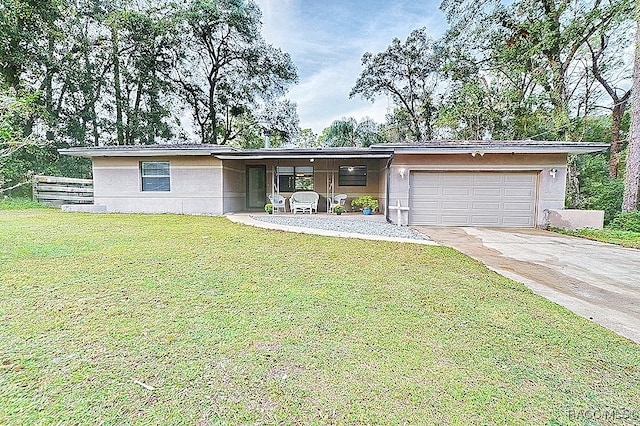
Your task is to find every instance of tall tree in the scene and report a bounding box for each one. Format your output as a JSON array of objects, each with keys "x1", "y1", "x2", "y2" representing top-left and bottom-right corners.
[
  {"x1": 0, "y1": 85, "x2": 49, "y2": 191},
  {"x1": 0, "y1": 86, "x2": 45, "y2": 157},
  {"x1": 175, "y1": 0, "x2": 297, "y2": 145},
  {"x1": 116, "y1": 7, "x2": 178, "y2": 145},
  {"x1": 295, "y1": 128, "x2": 320, "y2": 148},
  {"x1": 350, "y1": 28, "x2": 440, "y2": 141},
  {"x1": 0, "y1": 0, "x2": 62, "y2": 90},
  {"x1": 441, "y1": 0, "x2": 634, "y2": 139},
  {"x1": 320, "y1": 117, "x2": 383, "y2": 147},
  {"x1": 588, "y1": 30, "x2": 633, "y2": 177},
  {"x1": 0, "y1": 0, "x2": 298, "y2": 156},
  {"x1": 436, "y1": 79, "x2": 497, "y2": 140},
  {"x1": 622, "y1": 2, "x2": 640, "y2": 212},
  {"x1": 254, "y1": 99, "x2": 300, "y2": 145},
  {"x1": 229, "y1": 98, "x2": 300, "y2": 148}
]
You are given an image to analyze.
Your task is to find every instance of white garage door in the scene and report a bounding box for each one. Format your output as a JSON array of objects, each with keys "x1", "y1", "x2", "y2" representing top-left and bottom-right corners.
[{"x1": 409, "y1": 171, "x2": 538, "y2": 227}]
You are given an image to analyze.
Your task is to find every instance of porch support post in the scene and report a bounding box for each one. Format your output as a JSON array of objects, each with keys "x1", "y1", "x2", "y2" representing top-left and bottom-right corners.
[
  {"x1": 385, "y1": 155, "x2": 393, "y2": 223},
  {"x1": 331, "y1": 160, "x2": 335, "y2": 201},
  {"x1": 327, "y1": 159, "x2": 335, "y2": 213},
  {"x1": 272, "y1": 163, "x2": 277, "y2": 215}
]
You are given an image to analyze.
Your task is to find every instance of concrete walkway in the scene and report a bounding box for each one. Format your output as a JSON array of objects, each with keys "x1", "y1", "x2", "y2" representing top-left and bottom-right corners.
[{"x1": 419, "y1": 227, "x2": 640, "y2": 344}]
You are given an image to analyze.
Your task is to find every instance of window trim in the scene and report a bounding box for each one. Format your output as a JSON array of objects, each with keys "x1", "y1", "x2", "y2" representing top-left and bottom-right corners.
[
  {"x1": 140, "y1": 161, "x2": 171, "y2": 192},
  {"x1": 277, "y1": 165, "x2": 314, "y2": 191},
  {"x1": 338, "y1": 165, "x2": 367, "y2": 187}
]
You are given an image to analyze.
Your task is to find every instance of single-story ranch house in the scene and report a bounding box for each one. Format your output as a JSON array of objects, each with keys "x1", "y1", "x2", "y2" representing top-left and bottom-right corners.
[{"x1": 60, "y1": 140, "x2": 607, "y2": 227}]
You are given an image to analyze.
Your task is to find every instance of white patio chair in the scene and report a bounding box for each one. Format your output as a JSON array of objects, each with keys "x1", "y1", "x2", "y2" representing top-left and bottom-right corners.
[
  {"x1": 268, "y1": 194, "x2": 287, "y2": 213},
  {"x1": 328, "y1": 194, "x2": 348, "y2": 213}
]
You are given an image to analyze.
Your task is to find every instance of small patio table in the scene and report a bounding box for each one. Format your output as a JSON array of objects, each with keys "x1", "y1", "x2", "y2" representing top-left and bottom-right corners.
[{"x1": 291, "y1": 199, "x2": 314, "y2": 214}]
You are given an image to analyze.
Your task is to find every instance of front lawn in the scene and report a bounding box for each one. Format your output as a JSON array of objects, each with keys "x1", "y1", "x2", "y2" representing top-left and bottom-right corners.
[{"x1": 1, "y1": 210, "x2": 639, "y2": 424}]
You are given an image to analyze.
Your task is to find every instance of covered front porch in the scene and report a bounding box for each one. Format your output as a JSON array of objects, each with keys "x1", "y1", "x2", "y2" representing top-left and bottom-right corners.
[{"x1": 217, "y1": 148, "x2": 393, "y2": 215}]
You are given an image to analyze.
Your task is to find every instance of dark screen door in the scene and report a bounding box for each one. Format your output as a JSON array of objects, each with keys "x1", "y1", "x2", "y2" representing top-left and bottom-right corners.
[{"x1": 246, "y1": 165, "x2": 266, "y2": 209}]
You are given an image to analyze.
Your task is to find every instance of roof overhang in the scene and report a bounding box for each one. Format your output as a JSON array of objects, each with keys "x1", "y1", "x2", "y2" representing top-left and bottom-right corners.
[
  {"x1": 214, "y1": 149, "x2": 393, "y2": 160},
  {"x1": 58, "y1": 145, "x2": 238, "y2": 157},
  {"x1": 59, "y1": 140, "x2": 609, "y2": 158},
  {"x1": 374, "y1": 141, "x2": 609, "y2": 155}
]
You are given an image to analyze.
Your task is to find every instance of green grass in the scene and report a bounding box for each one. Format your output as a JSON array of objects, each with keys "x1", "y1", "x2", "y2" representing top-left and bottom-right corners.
[
  {"x1": 1, "y1": 210, "x2": 639, "y2": 424},
  {"x1": 0, "y1": 197, "x2": 49, "y2": 210},
  {"x1": 553, "y1": 227, "x2": 640, "y2": 249}
]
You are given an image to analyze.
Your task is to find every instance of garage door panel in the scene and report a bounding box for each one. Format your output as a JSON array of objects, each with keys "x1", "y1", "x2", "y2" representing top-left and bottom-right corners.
[
  {"x1": 505, "y1": 174, "x2": 536, "y2": 184},
  {"x1": 442, "y1": 187, "x2": 472, "y2": 197},
  {"x1": 502, "y1": 216, "x2": 534, "y2": 226},
  {"x1": 442, "y1": 201, "x2": 470, "y2": 210},
  {"x1": 503, "y1": 202, "x2": 534, "y2": 210},
  {"x1": 470, "y1": 215, "x2": 500, "y2": 225},
  {"x1": 443, "y1": 175, "x2": 474, "y2": 184},
  {"x1": 416, "y1": 216, "x2": 440, "y2": 225},
  {"x1": 473, "y1": 188, "x2": 502, "y2": 197},
  {"x1": 473, "y1": 175, "x2": 502, "y2": 184},
  {"x1": 410, "y1": 171, "x2": 537, "y2": 227},
  {"x1": 416, "y1": 187, "x2": 440, "y2": 196},
  {"x1": 412, "y1": 180, "x2": 440, "y2": 189},
  {"x1": 504, "y1": 188, "x2": 535, "y2": 197},
  {"x1": 412, "y1": 201, "x2": 440, "y2": 210},
  {"x1": 472, "y1": 202, "x2": 501, "y2": 210},
  {"x1": 441, "y1": 215, "x2": 472, "y2": 225}
]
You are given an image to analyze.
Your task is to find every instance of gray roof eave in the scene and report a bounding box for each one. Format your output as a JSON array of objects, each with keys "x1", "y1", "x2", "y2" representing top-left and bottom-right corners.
[
  {"x1": 383, "y1": 144, "x2": 609, "y2": 155},
  {"x1": 58, "y1": 141, "x2": 609, "y2": 158},
  {"x1": 58, "y1": 147, "x2": 233, "y2": 157},
  {"x1": 213, "y1": 153, "x2": 393, "y2": 160},
  {"x1": 214, "y1": 147, "x2": 394, "y2": 159}
]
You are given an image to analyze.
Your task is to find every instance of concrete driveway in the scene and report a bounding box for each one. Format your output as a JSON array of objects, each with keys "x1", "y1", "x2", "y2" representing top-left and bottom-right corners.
[{"x1": 418, "y1": 227, "x2": 640, "y2": 344}]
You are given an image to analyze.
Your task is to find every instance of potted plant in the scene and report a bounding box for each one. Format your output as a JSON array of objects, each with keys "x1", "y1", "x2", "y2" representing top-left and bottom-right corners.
[
  {"x1": 333, "y1": 205, "x2": 345, "y2": 215},
  {"x1": 264, "y1": 203, "x2": 273, "y2": 214},
  {"x1": 351, "y1": 195, "x2": 378, "y2": 215}
]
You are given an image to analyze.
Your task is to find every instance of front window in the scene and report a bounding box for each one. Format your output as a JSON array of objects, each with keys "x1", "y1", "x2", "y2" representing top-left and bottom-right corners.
[
  {"x1": 277, "y1": 166, "x2": 314, "y2": 191},
  {"x1": 141, "y1": 162, "x2": 170, "y2": 191},
  {"x1": 339, "y1": 165, "x2": 367, "y2": 186}
]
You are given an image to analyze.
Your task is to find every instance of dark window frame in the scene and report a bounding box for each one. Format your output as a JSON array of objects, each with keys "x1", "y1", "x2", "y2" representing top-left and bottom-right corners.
[
  {"x1": 141, "y1": 161, "x2": 171, "y2": 192},
  {"x1": 277, "y1": 166, "x2": 314, "y2": 191},
  {"x1": 338, "y1": 165, "x2": 367, "y2": 186}
]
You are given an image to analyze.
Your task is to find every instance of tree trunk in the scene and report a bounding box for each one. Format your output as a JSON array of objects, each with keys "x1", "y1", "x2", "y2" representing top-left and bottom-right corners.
[
  {"x1": 111, "y1": 26, "x2": 124, "y2": 146},
  {"x1": 83, "y1": 48, "x2": 100, "y2": 147},
  {"x1": 44, "y1": 35, "x2": 55, "y2": 141},
  {"x1": 149, "y1": 71, "x2": 158, "y2": 145},
  {"x1": 128, "y1": 78, "x2": 143, "y2": 145},
  {"x1": 567, "y1": 155, "x2": 581, "y2": 208},
  {"x1": 610, "y1": 102, "x2": 624, "y2": 178},
  {"x1": 623, "y1": 7, "x2": 640, "y2": 212}
]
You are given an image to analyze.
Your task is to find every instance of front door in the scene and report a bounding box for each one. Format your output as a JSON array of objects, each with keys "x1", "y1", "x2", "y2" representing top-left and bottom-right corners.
[{"x1": 246, "y1": 165, "x2": 266, "y2": 210}]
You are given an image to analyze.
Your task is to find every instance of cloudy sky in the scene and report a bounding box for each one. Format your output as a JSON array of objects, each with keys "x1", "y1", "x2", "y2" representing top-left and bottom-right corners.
[{"x1": 254, "y1": 0, "x2": 447, "y2": 135}]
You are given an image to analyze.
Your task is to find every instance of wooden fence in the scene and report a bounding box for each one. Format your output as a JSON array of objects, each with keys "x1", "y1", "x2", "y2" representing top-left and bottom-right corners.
[{"x1": 32, "y1": 175, "x2": 94, "y2": 206}]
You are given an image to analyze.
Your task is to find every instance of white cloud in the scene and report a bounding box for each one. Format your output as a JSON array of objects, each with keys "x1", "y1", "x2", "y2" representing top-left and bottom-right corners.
[
  {"x1": 255, "y1": 0, "x2": 446, "y2": 134},
  {"x1": 286, "y1": 60, "x2": 388, "y2": 134}
]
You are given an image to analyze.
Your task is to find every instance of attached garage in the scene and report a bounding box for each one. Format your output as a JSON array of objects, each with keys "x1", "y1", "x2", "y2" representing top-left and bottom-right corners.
[{"x1": 409, "y1": 171, "x2": 538, "y2": 227}]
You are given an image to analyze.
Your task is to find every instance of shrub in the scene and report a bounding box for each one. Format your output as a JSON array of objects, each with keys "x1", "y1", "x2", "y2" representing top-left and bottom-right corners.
[
  {"x1": 264, "y1": 203, "x2": 273, "y2": 214},
  {"x1": 582, "y1": 179, "x2": 624, "y2": 225},
  {"x1": 571, "y1": 153, "x2": 623, "y2": 224},
  {"x1": 609, "y1": 211, "x2": 640, "y2": 232},
  {"x1": 351, "y1": 195, "x2": 378, "y2": 211}
]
